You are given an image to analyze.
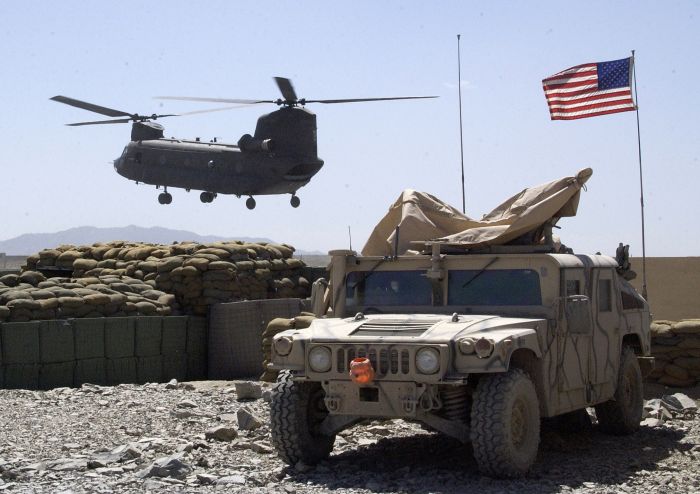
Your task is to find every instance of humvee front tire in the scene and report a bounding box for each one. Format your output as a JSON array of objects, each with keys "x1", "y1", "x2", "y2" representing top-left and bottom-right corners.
[
  {"x1": 470, "y1": 369, "x2": 540, "y2": 478},
  {"x1": 270, "y1": 370, "x2": 335, "y2": 465},
  {"x1": 595, "y1": 346, "x2": 643, "y2": 435}
]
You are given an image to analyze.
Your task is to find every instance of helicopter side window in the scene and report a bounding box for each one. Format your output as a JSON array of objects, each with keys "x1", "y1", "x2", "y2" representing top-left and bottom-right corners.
[{"x1": 135, "y1": 152, "x2": 142, "y2": 164}]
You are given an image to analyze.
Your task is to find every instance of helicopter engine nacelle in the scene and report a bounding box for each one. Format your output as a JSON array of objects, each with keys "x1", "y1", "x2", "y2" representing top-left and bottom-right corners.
[
  {"x1": 237, "y1": 134, "x2": 275, "y2": 152},
  {"x1": 131, "y1": 121, "x2": 165, "y2": 141},
  {"x1": 253, "y1": 107, "x2": 318, "y2": 159}
]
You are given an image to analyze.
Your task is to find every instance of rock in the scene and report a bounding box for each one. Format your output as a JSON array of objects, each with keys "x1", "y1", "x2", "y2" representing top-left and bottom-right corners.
[
  {"x1": 177, "y1": 399, "x2": 198, "y2": 408},
  {"x1": 196, "y1": 473, "x2": 218, "y2": 485},
  {"x1": 216, "y1": 474, "x2": 246, "y2": 485},
  {"x1": 641, "y1": 418, "x2": 663, "y2": 427},
  {"x1": 165, "y1": 379, "x2": 178, "y2": 389},
  {"x1": 235, "y1": 381, "x2": 263, "y2": 400},
  {"x1": 173, "y1": 409, "x2": 196, "y2": 419},
  {"x1": 95, "y1": 467, "x2": 124, "y2": 475},
  {"x1": 205, "y1": 425, "x2": 238, "y2": 442},
  {"x1": 110, "y1": 443, "x2": 142, "y2": 460},
  {"x1": 47, "y1": 458, "x2": 88, "y2": 471},
  {"x1": 136, "y1": 453, "x2": 192, "y2": 480},
  {"x1": 237, "y1": 407, "x2": 263, "y2": 431},
  {"x1": 249, "y1": 441, "x2": 273, "y2": 454},
  {"x1": 662, "y1": 393, "x2": 698, "y2": 413}
]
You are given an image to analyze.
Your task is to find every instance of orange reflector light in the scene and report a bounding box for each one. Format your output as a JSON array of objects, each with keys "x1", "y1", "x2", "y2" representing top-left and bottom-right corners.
[{"x1": 349, "y1": 357, "x2": 375, "y2": 385}]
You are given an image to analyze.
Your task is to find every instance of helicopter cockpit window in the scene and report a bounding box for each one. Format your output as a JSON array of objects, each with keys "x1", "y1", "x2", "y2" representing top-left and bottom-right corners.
[{"x1": 345, "y1": 270, "x2": 432, "y2": 309}]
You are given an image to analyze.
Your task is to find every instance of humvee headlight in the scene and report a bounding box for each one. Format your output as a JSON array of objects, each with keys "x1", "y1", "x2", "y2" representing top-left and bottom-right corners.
[
  {"x1": 309, "y1": 346, "x2": 332, "y2": 373},
  {"x1": 273, "y1": 336, "x2": 293, "y2": 356},
  {"x1": 475, "y1": 338, "x2": 495, "y2": 359},
  {"x1": 415, "y1": 347, "x2": 440, "y2": 374},
  {"x1": 458, "y1": 338, "x2": 476, "y2": 355}
]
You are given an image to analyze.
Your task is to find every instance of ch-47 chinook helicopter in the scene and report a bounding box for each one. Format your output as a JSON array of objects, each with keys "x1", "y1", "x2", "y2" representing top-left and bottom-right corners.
[{"x1": 51, "y1": 78, "x2": 436, "y2": 209}]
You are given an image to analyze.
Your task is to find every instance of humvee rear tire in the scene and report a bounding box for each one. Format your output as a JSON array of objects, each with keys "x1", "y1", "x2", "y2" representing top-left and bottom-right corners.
[
  {"x1": 595, "y1": 346, "x2": 643, "y2": 435},
  {"x1": 270, "y1": 370, "x2": 335, "y2": 466},
  {"x1": 470, "y1": 369, "x2": 540, "y2": 478}
]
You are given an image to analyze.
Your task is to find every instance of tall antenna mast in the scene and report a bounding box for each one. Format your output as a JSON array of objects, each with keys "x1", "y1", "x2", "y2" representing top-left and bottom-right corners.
[{"x1": 457, "y1": 34, "x2": 466, "y2": 213}]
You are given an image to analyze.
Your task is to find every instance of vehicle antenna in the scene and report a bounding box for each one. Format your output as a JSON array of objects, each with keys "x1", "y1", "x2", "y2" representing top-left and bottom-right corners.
[
  {"x1": 348, "y1": 225, "x2": 353, "y2": 251},
  {"x1": 457, "y1": 34, "x2": 466, "y2": 213}
]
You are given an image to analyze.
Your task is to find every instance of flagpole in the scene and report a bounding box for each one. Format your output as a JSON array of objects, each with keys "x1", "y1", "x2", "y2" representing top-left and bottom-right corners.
[
  {"x1": 457, "y1": 34, "x2": 466, "y2": 213},
  {"x1": 631, "y1": 49, "x2": 648, "y2": 300}
]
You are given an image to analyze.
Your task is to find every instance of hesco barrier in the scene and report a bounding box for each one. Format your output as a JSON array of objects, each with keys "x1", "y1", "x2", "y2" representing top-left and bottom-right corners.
[
  {"x1": 208, "y1": 298, "x2": 303, "y2": 379},
  {"x1": 0, "y1": 315, "x2": 206, "y2": 390}
]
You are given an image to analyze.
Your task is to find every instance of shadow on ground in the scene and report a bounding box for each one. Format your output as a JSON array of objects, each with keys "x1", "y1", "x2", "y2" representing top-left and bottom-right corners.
[{"x1": 286, "y1": 421, "x2": 690, "y2": 494}]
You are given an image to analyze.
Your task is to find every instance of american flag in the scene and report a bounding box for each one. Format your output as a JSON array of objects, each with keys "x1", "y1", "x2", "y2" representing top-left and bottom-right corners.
[{"x1": 542, "y1": 57, "x2": 636, "y2": 120}]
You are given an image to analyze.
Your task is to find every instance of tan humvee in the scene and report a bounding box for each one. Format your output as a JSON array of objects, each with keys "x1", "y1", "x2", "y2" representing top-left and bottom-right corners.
[{"x1": 269, "y1": 244, "x2": 653, "y2": 477}]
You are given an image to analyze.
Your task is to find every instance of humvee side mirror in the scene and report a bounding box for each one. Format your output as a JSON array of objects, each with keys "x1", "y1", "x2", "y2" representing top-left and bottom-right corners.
[{"x1": 564, "y1": 295, "x2": 592, "y2": 334}]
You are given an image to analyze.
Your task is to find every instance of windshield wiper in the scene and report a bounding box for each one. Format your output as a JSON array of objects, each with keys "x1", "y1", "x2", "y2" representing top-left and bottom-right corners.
[
  {"x1": 349, "y1": 257, "x2": 389, "y2": 291},
  {"x1": 462, "y1": 257, "x2": 499, "y2": 289}
]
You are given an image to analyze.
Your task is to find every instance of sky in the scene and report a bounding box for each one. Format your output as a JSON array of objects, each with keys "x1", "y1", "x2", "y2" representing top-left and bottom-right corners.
[{"x1": 1, "y1": 1, "x2": 698, "y2": 257}]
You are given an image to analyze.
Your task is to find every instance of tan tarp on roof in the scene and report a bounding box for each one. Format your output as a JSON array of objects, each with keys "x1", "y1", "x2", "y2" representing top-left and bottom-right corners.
[{"x1": 362, "y1": 168, "x2": 593, "y2": 256}]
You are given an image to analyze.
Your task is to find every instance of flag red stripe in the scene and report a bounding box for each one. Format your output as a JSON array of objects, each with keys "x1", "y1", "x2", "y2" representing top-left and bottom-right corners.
[
  {"x1": 542, "y1": 69, "x2": 598, "y2": 86},
  {"x1": 549, "y1": 98, "x2": 634, "y2": 114},
  {"x1": 550, "y1": 106, "x2": 636, "y2": 120},
  {"x1": 542, "y1": 64, "x2": 596, "y2": 82},
  {"x1": 547, "y1": 89, "x2": 632, "y2": 106},
  {"x1": 543, "y1": 78, "x2": 599, "y2": 91}
]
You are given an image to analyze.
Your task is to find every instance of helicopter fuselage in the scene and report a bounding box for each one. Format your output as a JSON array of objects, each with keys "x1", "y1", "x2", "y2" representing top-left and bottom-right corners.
[
  {"x1": 113, "y1": 106, "x2": 324, "y2": 205},
  {"x1": 114, "y1": 137, "x2": 323, "y2": 196}
]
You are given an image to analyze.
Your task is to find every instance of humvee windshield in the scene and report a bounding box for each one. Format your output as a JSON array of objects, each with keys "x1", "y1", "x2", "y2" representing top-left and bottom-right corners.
[
  {"x1": 346, "y1": 270, "x2": 432, "y2": 307},
  {"x1": 448, "y1": 269, "x2": 542, "y2": 306}
]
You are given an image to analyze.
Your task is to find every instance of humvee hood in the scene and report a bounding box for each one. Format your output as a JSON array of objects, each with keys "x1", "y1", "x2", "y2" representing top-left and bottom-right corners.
[{"x1": 304, "y1": 313, "x2": 543, "y2": 343}]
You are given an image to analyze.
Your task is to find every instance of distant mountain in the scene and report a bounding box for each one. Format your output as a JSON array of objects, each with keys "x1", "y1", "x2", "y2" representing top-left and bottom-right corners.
[{"x1": 0, "y1": 225, "x2": 277, "y2": 255}]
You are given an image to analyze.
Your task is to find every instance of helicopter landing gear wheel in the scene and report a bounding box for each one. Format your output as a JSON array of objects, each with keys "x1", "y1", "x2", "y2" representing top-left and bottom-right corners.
[
  {"x1": 290, "y1": 195, "x2": 300, "y2": 208},
  {"x1": 200, "y1": 192, "x2": 215, "y2": 203},
  {"x1": 246, "y1": 197, "x2": 256, "y2": 210},
  {"x1": 158, "y1": 192, "x2": 172, "y2": 205}
]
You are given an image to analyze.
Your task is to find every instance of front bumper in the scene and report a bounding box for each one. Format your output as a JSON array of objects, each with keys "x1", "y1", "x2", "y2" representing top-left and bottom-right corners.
[{"x1": 322, "y1": 380, "x2": 437, "y2": 418}]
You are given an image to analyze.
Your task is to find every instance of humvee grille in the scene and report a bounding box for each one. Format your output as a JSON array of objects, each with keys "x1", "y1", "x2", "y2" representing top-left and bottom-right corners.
[
  {"x1": 350, "y1": 319, "x2": 438, "y2": 337},
  {"x1": 336, "y1": 346, "x2": 411, "y2": 376}
]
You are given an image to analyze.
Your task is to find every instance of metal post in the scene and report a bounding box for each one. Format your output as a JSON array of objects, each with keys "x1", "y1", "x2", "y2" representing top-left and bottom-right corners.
[
  {"x1": 631, "y1": 50, "x2": 648, "y2": 300},
  {"x1": 457, "y1": 34, "x2": 466, "y2": 213}
]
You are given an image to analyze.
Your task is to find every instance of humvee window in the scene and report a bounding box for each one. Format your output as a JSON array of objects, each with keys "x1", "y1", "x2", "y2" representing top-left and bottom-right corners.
[
  {"x1": 620, "y1": 282, "x2": 645, "y2": 310},
  {"x1": 598, "y1": 279, "x2": 612, "y2": 312},
  {"x1": 566, "y1": 279, "x2": 581, "y2": 296},
  {"x1": 345, "y1": 270, "x2": 432, "y2": 307},
  {"x1": 448, "y1": 269, "x2": 542, "y2": 306}
]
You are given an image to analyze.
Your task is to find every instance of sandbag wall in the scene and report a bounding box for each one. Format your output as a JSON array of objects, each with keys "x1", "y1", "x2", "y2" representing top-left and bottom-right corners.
[
  {"x1": 0, "y1": 316, "x2": 206, "y2": 390},
  {"x1": 0, "y1": 271, "x2": 177, "y2": 323},
  {"x1": 647, "y1": 319, "x2": 700, "y2": 388},
  {"x1": 19, "y1": 240, "x2": 310, "y2": 317}
]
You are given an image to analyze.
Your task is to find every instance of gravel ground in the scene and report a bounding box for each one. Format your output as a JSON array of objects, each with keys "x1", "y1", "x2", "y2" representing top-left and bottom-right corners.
[{"x1": 0, "y1": 380, "x2": 698, "y2": 494}]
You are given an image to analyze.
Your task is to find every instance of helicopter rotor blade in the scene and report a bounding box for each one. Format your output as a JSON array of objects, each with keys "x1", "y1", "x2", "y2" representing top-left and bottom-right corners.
[
  {"x1": 50, "y1": 95, "x2": 133, "y2": 118},
  {"x1": 155, "y1": 96, "x2": 272, "y2": 105},
  {"x1": 66, "y1": 114, "x2": 178, "y2": 126},
  {"x1": 177, "y1": 105, "x2": 257, "y2": 116},
  {"x1": 274, "y1": 77, "x2": 298, "y2": 103},
  {"x1": 305, "y1": 96, "x2": 439, "y2": 104},
  {"x1": 67, "y1": 118, "x2": 135, "y2": 126}
]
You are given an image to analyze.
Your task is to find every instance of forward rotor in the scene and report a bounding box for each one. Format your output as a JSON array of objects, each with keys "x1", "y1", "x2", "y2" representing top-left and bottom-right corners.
[
  {"x1": 156, "y1": 77, "x2": 438, "y2": 108},
  {"x1": 50, "y1": 95, "x2": 239, "y2": 126}
]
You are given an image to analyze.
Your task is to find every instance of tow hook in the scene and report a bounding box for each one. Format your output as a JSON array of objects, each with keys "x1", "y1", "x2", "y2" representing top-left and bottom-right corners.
[
  {"x1": 401, "y1": 396, "x2": 418, "y2": 414},
  {"x1": 324, "y1": 395, "x2": 341, "y2": 412}
]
